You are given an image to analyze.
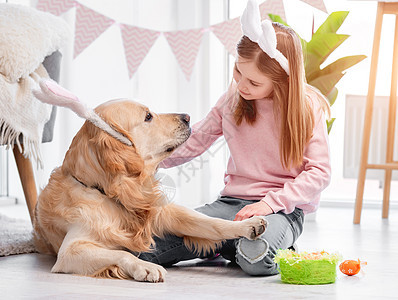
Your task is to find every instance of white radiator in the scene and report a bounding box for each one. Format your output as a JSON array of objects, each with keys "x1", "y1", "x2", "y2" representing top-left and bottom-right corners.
[{"x1": 344, "y1": 94, "x2": 398, "y2": 180}]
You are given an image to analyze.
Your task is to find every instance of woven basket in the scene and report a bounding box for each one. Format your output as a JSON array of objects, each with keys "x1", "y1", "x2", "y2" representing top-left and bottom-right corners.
[{"x1": 274, "y1": 249, "x2": 341, "y2": 285}]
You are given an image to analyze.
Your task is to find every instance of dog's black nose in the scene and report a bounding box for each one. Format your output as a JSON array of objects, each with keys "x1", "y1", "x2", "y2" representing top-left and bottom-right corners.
[{"x1": 180, "y1": 114, "x2": 190, "y2": 125}]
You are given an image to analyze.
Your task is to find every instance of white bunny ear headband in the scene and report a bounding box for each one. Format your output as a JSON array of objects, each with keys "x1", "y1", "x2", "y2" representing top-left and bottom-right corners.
[
  {"x1": 33, "y1": 80, "x2": 133, "y2": 146},
  {"x1": 240, "y1": 0, "x2": 290, "y2": 75}
]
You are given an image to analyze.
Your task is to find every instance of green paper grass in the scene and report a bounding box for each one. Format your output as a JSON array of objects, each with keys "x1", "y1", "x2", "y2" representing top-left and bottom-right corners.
[{"x1": 274, "y1": 249, "x2": 342, "y2": 285}]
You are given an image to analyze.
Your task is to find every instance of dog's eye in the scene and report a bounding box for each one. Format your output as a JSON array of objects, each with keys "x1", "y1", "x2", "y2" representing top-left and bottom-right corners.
[{"x1": 145, "y1": 112, "x2": 153, "y2": 122}]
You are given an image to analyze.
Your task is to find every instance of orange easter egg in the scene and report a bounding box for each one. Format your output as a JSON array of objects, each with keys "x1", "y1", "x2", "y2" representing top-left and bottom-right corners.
[{"x1": 339, "y1": 259, "x2": 361, "y2": 276}]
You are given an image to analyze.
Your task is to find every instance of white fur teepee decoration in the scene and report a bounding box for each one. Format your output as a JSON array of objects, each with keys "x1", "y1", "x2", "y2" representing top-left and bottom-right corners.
[{"x1": 0, "y1": 4, "x2": 69, "y2": 167}]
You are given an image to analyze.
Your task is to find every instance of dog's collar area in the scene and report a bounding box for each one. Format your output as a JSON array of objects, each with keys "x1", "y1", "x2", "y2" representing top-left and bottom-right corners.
[{"x1": 72, "y1": 175, "x2": 106, "y2": 196}]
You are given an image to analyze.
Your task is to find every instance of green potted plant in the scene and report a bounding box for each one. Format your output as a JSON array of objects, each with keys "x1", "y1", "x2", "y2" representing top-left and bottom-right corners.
[{"x1": 269, "y1": 11, "x2": 366, "y2": 133}]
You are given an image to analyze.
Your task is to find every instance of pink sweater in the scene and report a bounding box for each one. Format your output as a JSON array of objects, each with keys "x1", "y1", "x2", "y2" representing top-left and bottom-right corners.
[{"x1": 160, "y1": 91, "x2": 331, "y2": 215}]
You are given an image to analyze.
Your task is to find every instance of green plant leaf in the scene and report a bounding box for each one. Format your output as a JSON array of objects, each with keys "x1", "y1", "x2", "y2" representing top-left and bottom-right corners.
[
  {"x1": 314, "y1": 11, "x2": 349, "y2": 35},
  {"x1": 268, "y1": 13, "x2": 288, "y2": 26},
  {"x1": 307, "y1": 55, "x2": 367, "y2": 82},
  {"x1": 327, "y1": 87, "x2": 338, "y2": 106},
  {"x1": 320, "y1": 55, "x2": 366, "y2": 77},
  {"x1": 326, "y1": 118, "x2": 336, "y2": 134},
  {"x1": 309, "y1": 72, "x2": 344, "y2": 98},
  {"x1": 306, "y1": 33, "x2": 349, "y2": 66},
  {"x1": 305, "y1": 52, "x2": 322, "y2": 78}
]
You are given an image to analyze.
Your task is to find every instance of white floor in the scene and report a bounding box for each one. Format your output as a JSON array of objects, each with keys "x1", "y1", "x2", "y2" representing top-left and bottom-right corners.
[{"x1": 0, "y1": 201, "x2": 396, "y2": 299}]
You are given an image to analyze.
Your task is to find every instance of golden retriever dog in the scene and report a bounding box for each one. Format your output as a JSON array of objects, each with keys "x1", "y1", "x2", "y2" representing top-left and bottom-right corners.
[{"x1": 33, "y1": 98, "x2": 267, "y2": 283}]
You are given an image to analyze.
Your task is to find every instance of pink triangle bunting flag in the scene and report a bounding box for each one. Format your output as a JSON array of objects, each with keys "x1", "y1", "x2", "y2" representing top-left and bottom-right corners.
[
  {"x1": 164, "y1": 28, "x2": 204, "y2": 81},
  {"x1": 36, "y1": 0, "x2": 75, "y2": 16},
  {"x1": 299, "y1": 0, "x2": 327, "y2": 13},
  {"x1": 260, "y1": 0, "x2": 286, "y2": 21},
  {"x1": 74, "y1": 4, "x2": 114, "y2": 58},
  {"x1": 120, "y1": 24, "x2": 160, "y2": 79},
  {"x1": 211, "y1": 17, "x2": 242, "y2": 57}
]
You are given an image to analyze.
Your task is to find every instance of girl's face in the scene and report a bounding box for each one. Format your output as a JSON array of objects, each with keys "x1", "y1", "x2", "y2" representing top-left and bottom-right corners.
[{"x1": 233, "y1": 56, "x2": 274, "y2": 100}]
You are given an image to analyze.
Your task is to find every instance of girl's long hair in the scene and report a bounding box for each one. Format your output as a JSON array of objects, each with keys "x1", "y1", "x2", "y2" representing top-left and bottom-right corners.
[{"x1": 233, "y1": 23, "x2": 330, "y2": 169}]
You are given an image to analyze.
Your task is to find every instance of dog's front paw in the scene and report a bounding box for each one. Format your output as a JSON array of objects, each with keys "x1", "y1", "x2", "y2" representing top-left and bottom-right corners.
[
  {"x1": 131, "y1": 261, "x2": 167, "y2": 283},
  {"x1": 240, "y1": 216, "x2": 268, "y2": 240}
]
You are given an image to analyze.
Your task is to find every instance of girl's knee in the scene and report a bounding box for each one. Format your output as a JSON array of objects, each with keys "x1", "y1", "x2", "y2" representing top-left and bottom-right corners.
[
  {"x1": 235, "y1": 237, "x2": 278, "y2": 276},
  {"x1": 236, "y1": 238, "x2": 278, "y2": 276},
  {"x1": 236, "y1": 254, "x2": 278, "y2": 276}
]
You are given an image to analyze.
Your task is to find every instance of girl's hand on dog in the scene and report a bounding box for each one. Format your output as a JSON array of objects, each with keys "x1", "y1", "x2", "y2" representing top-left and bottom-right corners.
[{"x1": 234, "y1": 201, "x2": 273, "y2": 221}]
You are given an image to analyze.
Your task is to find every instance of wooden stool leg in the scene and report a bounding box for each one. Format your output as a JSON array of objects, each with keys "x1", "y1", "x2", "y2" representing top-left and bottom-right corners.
[
  {"x1": 383, "y1": 173, "x2": 392, "y2": 218},
  {"x1": 12, "y1": 146, "x2": 37, "y2": 225},
  {"x1": 382, "y1": 15, "x2": 398, "y2": 219},
  {"x1": 354, "y1": 2, "x2": 385, "y2": 224}
]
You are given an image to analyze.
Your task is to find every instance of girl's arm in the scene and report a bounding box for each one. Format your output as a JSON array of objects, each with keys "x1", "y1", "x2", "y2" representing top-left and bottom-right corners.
[
  {"x1": 159, "y1": 92, "x2": 228, "y2": 168},
  {"x1": 262, "y1": 107, "x2": 331, "y2": 214}
]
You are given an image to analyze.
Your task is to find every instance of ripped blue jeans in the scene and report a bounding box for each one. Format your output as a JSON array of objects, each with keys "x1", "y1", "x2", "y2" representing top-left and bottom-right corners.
[{"x1": 139, "y1": 196, "x2": 304, "y2": 276}]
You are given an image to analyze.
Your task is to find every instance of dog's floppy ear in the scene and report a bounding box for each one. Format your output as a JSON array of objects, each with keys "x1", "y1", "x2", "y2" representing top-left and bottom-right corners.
[
  {"x1": 90, "y1": 123, "x2": 143, "y2": 177},
  {"x1": 90, "y1": 122, "x2": 161, "y2": 216}
]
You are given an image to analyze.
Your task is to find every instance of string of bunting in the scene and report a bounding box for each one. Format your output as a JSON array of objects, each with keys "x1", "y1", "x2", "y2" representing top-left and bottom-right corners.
[{"x1": 36, "y1": 0, "x2": 327, "y2": 81}]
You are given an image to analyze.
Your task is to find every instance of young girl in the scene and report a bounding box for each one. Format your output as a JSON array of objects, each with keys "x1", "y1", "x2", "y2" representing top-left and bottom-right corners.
[{"x1": 139, "y1": 0, "x2": 331, "y2": 276}]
